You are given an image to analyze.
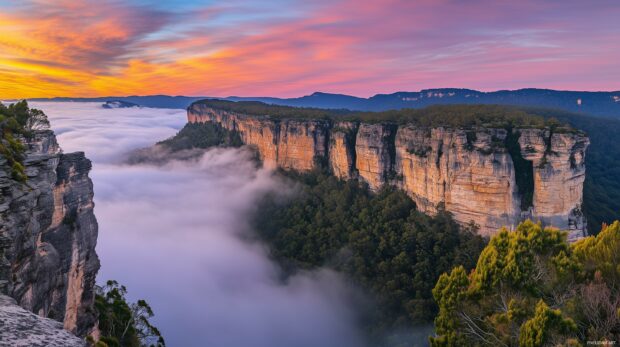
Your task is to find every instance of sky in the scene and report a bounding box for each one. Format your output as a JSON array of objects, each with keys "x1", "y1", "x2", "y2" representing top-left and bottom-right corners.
[
  {"x1": 35, "y1": 101, "x2": 367, "y2": 347},
  {"x1": 2, "y1": 0, "x2": 619, "y2": 98}
]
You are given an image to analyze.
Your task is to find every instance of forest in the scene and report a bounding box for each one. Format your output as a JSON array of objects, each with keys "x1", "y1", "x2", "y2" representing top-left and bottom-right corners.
[
  {"x1": 193, "y1": 99, "x2": 574, "y2": 130},
  {"x1": 252, "y1": 170, "x2": 487, "y2": 344},
  {"x1": 157, "y1": 121, "x2": 243, "y2": 151}
]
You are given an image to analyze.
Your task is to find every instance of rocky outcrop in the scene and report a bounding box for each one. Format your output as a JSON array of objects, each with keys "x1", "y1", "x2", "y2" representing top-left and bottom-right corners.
[
  {"x1": 518, "y1": 129, "x2": 588, "y2": 241},
  {"x1": 394, "y1": 127, "x2": 521, "y2": 235},
  {"x1": 329, "y1": 122, "x2": 358, "y2": 179},
  {"x1": 0, "y1": 295, "x2": 86, "y2": 347},
  {"x1": 0, "y1": 130, "x2": 99, "y2": 337},
  {"x1": 354, "y1": 123, "x2": 396, "y2": 190},
  {"x1": 277, "y1": 120, "x2": 330, "y2": 171},
  {"x1": 188, "y1": 103, "x2": 589, "y2": 237}
]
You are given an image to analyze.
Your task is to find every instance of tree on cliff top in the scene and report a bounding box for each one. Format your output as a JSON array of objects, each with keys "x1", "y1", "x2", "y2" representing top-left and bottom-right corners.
[
  {"x1": 192, "y1": 99, "x2": 575, "y2": 131},
  {"x1": 0, "y1": 100, "x2": 50, "y2": 182},
  {"x1": 430, "y1": 220, "x2": 620, "y2": 346}
]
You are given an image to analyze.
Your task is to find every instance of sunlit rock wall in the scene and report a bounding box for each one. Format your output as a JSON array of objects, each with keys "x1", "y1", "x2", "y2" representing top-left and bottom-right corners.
[{"x1": 188, "y1": 103, "x2": 589, "y2": 237}]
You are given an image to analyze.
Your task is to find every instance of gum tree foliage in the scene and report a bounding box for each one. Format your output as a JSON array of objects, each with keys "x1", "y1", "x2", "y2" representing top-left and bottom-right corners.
[
  {"x1": 0, "y1": 100, "x2": 50, "y2": 181},
  {"x1": 431, "y1": 220, "x2": 620, "y2": 346},
  {"x1": 92, "y1": 280, "x2": 165, "y2": 347}
]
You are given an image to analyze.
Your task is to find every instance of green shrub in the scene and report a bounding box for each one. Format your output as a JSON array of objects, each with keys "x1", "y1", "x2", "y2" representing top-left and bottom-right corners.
[
  {"x1": 430, "y1": 221, "x2": 620, "y2": 346},
  {"x1": 0, "y1": 100, "x2": 50, "y2": 183}
]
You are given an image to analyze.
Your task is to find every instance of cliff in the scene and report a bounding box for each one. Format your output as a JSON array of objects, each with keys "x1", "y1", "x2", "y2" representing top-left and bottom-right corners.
[
  {"x1": 188, "y1": 103, "x2": 589, "y2": 238},
  {"x1": 0, "y1": 130, "x2": 99, "y2": 337}
]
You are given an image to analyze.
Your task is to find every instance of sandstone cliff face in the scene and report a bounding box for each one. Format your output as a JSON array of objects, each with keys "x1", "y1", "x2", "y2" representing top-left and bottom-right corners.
[
  {"x1": 277, "y1": 120, "x2": 329, "y2": 171},
  {"x1": 188, "y1": 104, "x2": 589, "y2": 237},
  {"x1": 0, "y1": 130, "x2": 99, "y2": 337},
  {"x1": 394, "y1": 127, "x2": 521, "y2": 235},
  {"x1": 329, "y1": 122, "x2": 358, "y2": 179},
  {"x1": 188, "y1": 104, "x2": 330, "y2": 170},
  {"x1": 354, "y1": 123, "x2": 396, "y2": 190},
  {"x1": 518, "y1": 129, "x2": 589, "y2": 241}
]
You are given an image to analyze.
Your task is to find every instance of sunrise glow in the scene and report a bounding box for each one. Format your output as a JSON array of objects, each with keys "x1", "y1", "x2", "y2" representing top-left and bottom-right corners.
[{"x1": 0, "y1": 0, "x2": 619, "y2": 99}]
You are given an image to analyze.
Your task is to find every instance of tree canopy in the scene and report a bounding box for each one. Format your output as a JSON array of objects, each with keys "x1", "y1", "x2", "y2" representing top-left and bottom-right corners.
[
  {"x1": 252, "y1": 170, "x2": 487, "y2": 344},
  {"x1": 157, "y1": 121, "x2": 243, "y2": 151},
  {"x1": 431, "y1": 221, "x2": 620, "y2": 346},
  {"x1": 192, "y1": 99, "x2": 575, "y2": 131}
]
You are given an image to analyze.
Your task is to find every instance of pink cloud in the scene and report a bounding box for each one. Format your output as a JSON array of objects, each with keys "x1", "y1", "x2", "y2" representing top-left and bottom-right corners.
[{"x1": 1, "y1": 0, "x2": 619, "y2": 98}]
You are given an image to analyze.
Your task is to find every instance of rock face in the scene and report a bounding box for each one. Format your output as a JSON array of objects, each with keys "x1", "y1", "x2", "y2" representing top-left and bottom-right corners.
[
  {"x1": 329, "y1": 122, "x2": 358, "y2": 179},
  {"x1": 0, "y1": 295, "x2": 86, "y2": 347},
  {"x1": 188, "y1": 104, "x2": 589, "y2": 237},
  {"x1": 355, "y1": 123, "x2": 396, "y2": 190},
  {"x1": 0, "y1": 130, "x2": 99, "y2": 337},
  {"x1": 394, "y1": 127, "x2": 522, "y2": 235},
  {"x1": 518, "y1": 130, "x2": 589, "y2": 241}
]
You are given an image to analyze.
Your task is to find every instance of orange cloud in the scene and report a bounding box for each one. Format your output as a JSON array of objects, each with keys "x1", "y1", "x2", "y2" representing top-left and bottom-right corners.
[{"x1": 0, "y1": 0, "x2": 619, "y2": 99}]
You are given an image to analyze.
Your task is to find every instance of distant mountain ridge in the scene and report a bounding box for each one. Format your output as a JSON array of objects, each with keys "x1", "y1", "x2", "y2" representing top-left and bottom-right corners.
[
  {"x1": 28, "y1": 88, "x2": 620, "y2": 118},
  {"x1": 229, "y1": 88, "x2": 620, "y2": 118}
]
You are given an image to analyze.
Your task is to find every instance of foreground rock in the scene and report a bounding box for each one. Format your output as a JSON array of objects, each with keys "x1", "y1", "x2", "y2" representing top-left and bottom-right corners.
[{"x1": 0, "y1": 295, "x2": 86, "y2": 347}]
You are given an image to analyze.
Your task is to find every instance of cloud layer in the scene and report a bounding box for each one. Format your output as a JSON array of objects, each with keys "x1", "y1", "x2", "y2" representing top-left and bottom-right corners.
[
  {"x1": 2, "y1": 0, "x2": 620, "y2": 98},
  {"x1": 34, "y1": 102, "x2": 364, "y2": 347}
]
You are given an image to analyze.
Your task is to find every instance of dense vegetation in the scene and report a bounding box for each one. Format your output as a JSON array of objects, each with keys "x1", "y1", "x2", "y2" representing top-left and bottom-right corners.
[
  {"x1": 252, "y1": 170, "x2": 487, "y2": 342},
  {"x1": 89, "y1": 280, "x2": 165, "y2": 347},
  {"x1": 0, "y1": 100, "x2": 49, "y2": 181},
  {"x1": 431, "y1": 220, "x2": 620, "y2": 346},
  {"x1": 193, "y1": 99, "x2": 574, "y2": 130},
  {"x1": 193, "y1": 99, "x2": 351, "y2": 119},
  {"x1": 157, "y1": 121, "x2": 243, "y2": 151}
]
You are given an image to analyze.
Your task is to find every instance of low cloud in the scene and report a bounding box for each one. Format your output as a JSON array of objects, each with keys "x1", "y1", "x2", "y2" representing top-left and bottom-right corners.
[{"x1": 34, "y1": 102, "x2": 365, "y2": 347}]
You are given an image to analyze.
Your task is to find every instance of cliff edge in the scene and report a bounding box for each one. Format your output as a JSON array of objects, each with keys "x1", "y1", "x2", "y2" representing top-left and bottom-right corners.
[
  {"x1": 0, "y1": 130, "x2": 99, "y2": 337},
  {"x1": 188, "y1": 102, "x2": 589, "y2": 238}
]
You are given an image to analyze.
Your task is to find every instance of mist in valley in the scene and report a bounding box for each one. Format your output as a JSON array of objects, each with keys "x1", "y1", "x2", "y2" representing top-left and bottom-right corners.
[{"x1": 34, "y1": 102, "x2": 366, "y2": 347}]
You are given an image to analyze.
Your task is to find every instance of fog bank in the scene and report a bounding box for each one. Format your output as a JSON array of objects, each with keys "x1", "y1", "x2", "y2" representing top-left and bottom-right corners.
[{"x1": 33, "y1": 102, "x2": 364, "y2": 347}]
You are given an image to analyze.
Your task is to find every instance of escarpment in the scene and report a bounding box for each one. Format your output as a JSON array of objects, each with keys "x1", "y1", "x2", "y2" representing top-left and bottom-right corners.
[
  {"x1": 188, "y1": 102, "x2": 589, "y2": 238},
  {"x1": 0, "y1": 130, "x2": 99, "y2": 337}
]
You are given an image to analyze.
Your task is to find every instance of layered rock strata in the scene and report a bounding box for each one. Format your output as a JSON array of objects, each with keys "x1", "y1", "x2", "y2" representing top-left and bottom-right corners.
[
  {"x1": 188, "y1": 104, "x2": 589, "y2": 237},
  {"x1": 0, "y1": 130, "x2": 99, "y2": 337}
]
